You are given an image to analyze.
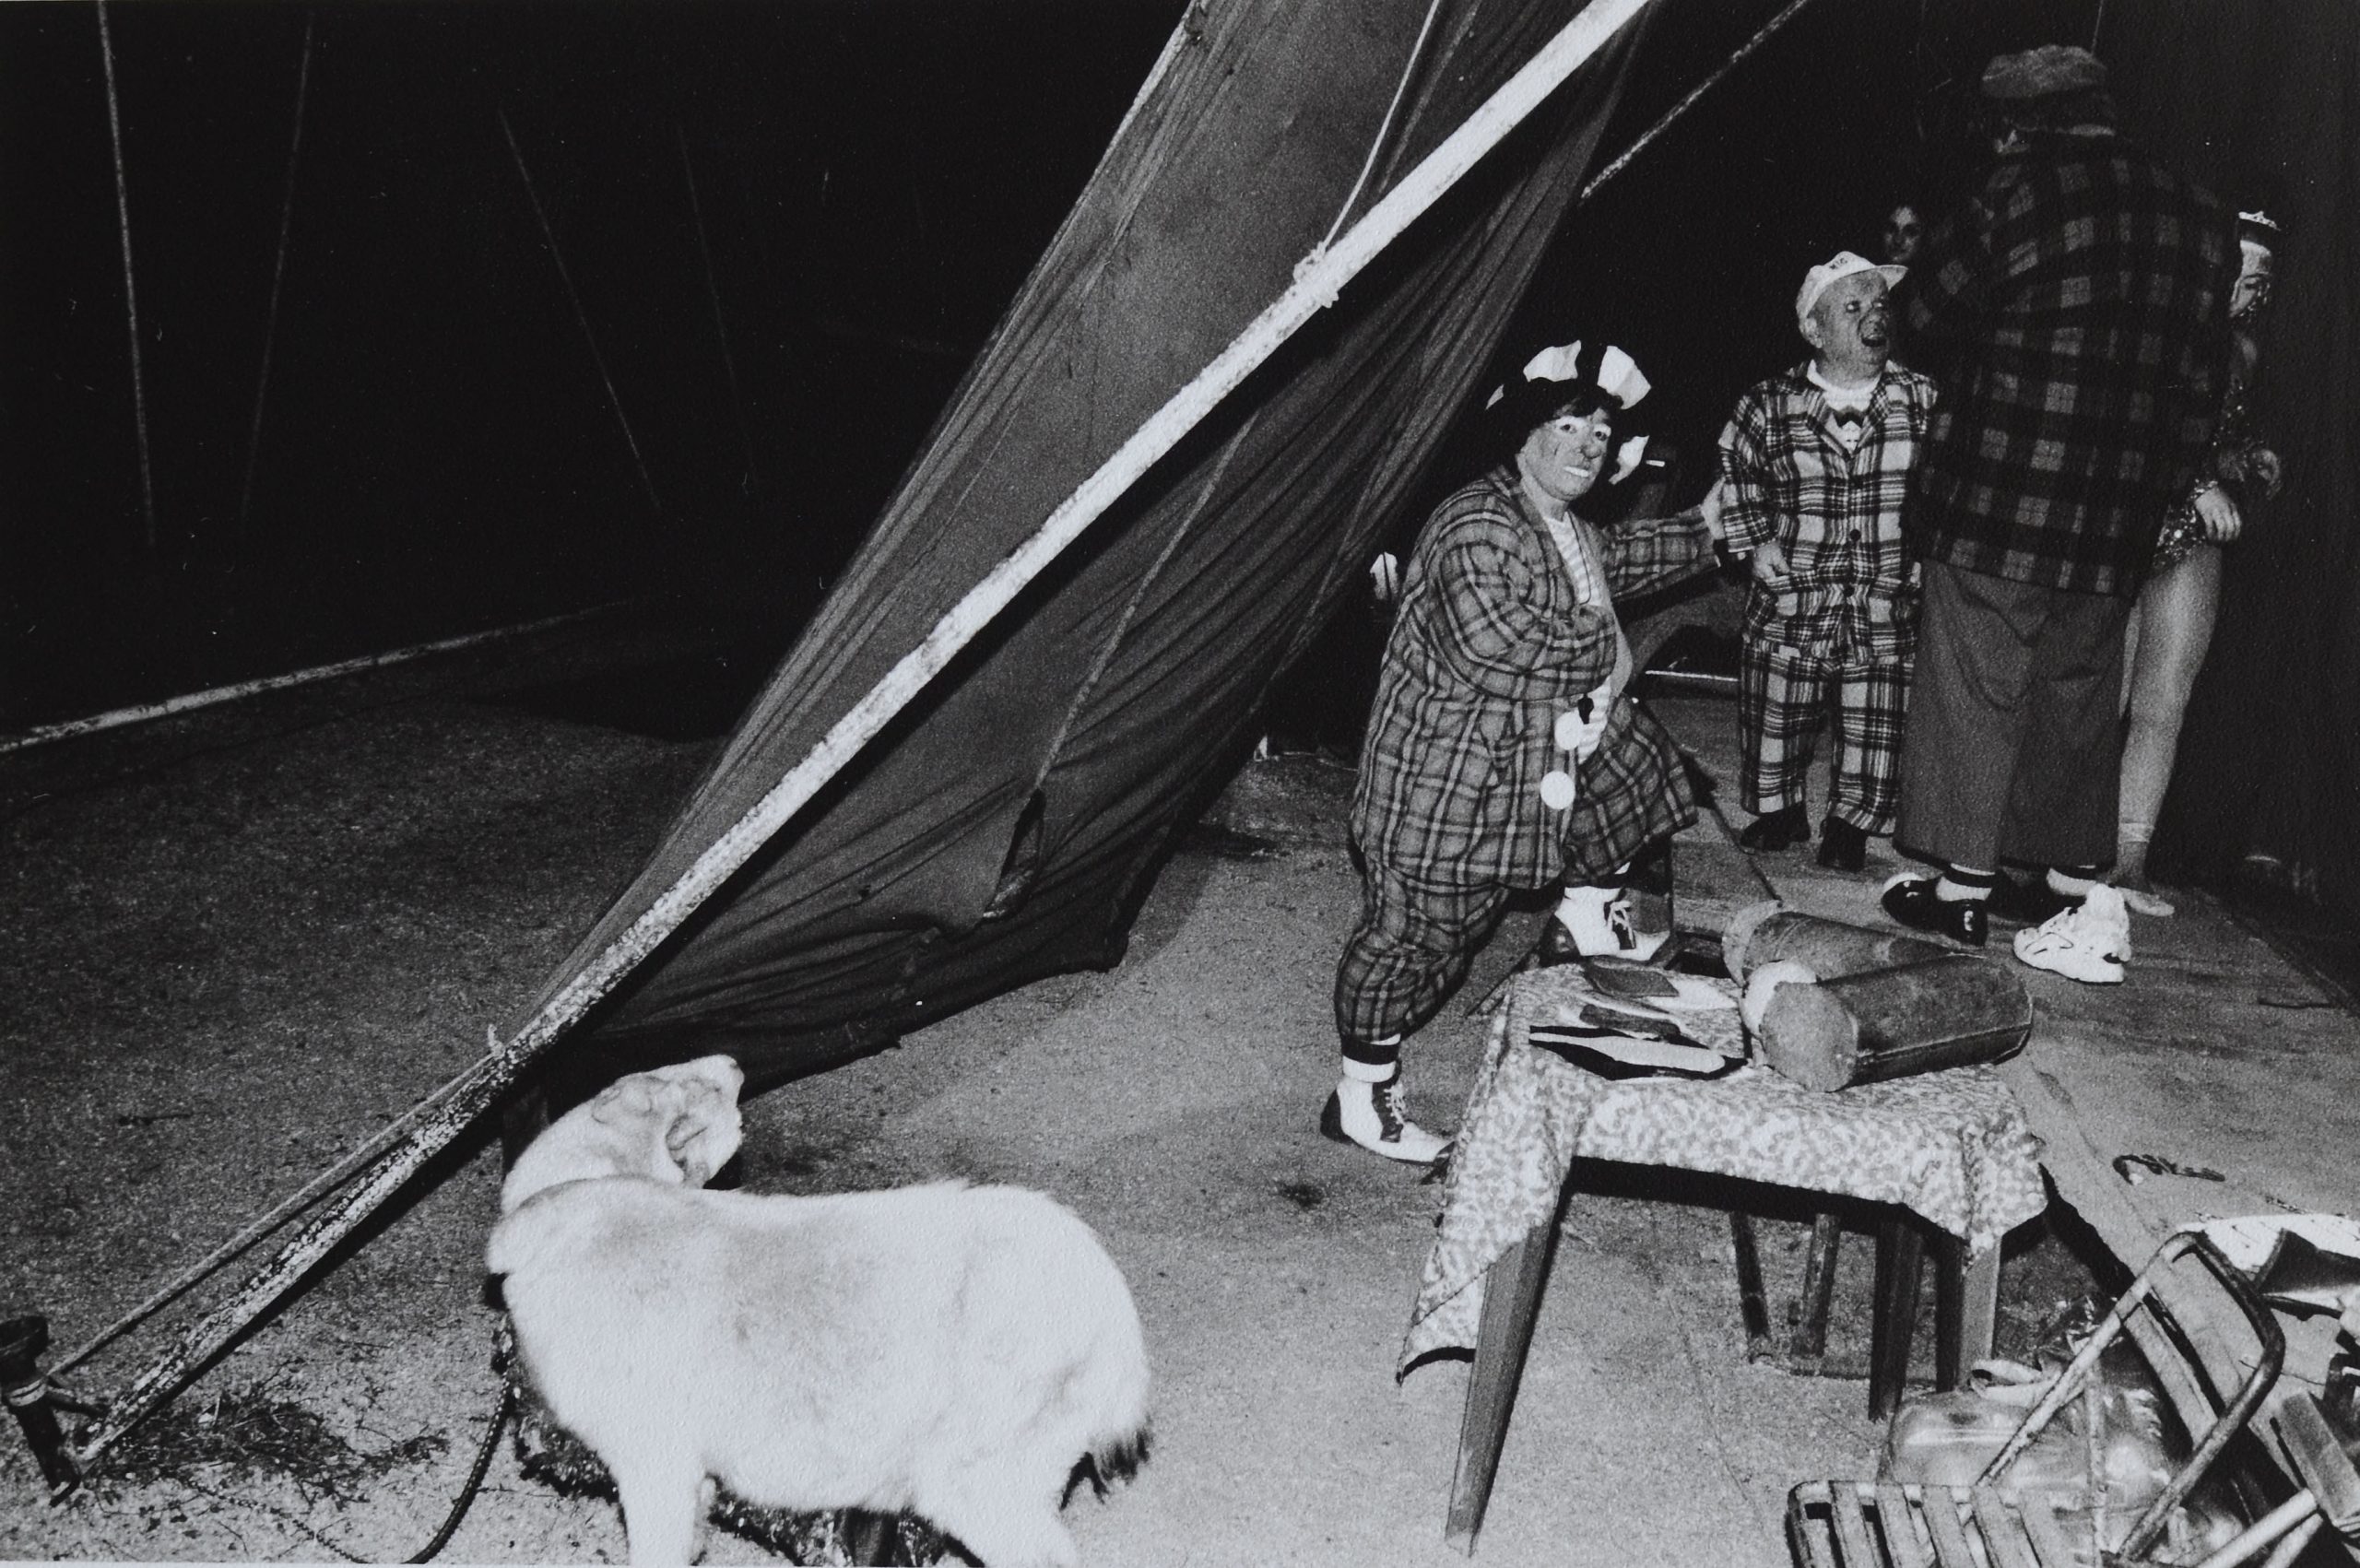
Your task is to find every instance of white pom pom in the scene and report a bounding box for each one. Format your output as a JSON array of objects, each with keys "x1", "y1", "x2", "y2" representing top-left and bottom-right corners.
[{"x1": 1741, "y1": 958, "x2": 1820, "y2": 1037}]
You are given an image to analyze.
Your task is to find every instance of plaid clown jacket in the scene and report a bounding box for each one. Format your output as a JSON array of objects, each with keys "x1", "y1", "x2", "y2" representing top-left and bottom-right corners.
[
  {"x1": 1717, "y1": 361, "x2": 1941, "y2": 663},
  {"x1": 1351, "y1": 469, "x2": 1717, "y2": 890},
  {"x1": 1903, "y1": 131, "x2": 2236, "y2": 597}
]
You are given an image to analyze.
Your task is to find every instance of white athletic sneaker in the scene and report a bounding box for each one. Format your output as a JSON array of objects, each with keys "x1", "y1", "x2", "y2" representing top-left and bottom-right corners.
[{"x1": 2012, "y1": 884, "x2": 2131, "y2": 984}]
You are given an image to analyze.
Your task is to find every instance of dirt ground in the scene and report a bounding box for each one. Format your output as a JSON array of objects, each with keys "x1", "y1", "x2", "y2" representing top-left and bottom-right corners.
[{"x1": 0, "y1": 665, "x2": 2105, "y2": 1564}]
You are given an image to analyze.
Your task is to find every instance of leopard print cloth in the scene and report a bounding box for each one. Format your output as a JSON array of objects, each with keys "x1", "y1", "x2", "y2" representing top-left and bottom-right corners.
[{"x1": 1401, "y1": 965, "x2": 2047, "y2": 1371}]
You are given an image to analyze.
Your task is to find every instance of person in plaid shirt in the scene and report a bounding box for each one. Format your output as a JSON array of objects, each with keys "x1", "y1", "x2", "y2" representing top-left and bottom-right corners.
[
  {"x1": 1326, "y1": 342, "x2": 1721, "y2": 1161},
  {"x1": 1880, "y1": 44, "x2": 2236, "y2": 979},
  {"x1": 1719, "y1": 252, "x2": 1939, "y2": 873}
]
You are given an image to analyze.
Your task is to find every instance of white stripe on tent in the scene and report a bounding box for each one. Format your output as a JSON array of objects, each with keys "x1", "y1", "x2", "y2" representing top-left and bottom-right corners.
[{"x1": 69, "y1": 0, "x2": 1664, "y2": 1467}]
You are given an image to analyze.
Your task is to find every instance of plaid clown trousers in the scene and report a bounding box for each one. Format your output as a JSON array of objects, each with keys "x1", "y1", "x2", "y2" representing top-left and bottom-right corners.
[
  {"x1": 1739, "y1": 634, "x2": 1913, "y2": 833},
  {"x1": 1336, "y1": 700, "x2": 1693, "y2": 1054}
]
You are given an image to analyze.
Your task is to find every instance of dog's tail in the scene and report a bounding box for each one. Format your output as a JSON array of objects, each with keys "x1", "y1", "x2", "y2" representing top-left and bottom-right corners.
[
  {"x1": 1087, "y1": 1419, "x2": 1152, "y2": 1493},
  {"x1": 1067, "y1": 1244, "x2": 1152, "y2": 1498}
]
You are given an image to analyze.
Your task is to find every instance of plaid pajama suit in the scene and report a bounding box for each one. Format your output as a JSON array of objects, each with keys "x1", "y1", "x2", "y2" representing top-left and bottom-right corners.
[
  {"x1": 1718, "y1": 363, "x2": 1939, "y2": 832},
  {"x1": 1337, "y1": 469, "x2": 1716, "y2": 1047}
]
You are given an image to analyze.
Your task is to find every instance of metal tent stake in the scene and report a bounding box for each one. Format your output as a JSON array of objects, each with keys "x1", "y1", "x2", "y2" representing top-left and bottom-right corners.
[{"x1": 2, "y1": 1316, "x2": 82, "y2": 1498}]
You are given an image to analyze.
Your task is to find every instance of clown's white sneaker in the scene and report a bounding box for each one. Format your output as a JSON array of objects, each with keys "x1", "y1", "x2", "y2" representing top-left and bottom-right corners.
[
  {"x1": 2013, "y1": 883, "x2": 2131, "y2": 984},
  {"x1": 1321, "y1": 1062, "x2": 1452, "y2": 1164},
  {"x1": 1554, "y1": 885, "x2": 1670, "y2": 963}
]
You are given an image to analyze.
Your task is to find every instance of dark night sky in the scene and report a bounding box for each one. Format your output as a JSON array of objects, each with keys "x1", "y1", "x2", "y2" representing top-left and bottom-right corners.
[{"x1": 0, "y1": 0, "x2": 2089, "y2": 726}]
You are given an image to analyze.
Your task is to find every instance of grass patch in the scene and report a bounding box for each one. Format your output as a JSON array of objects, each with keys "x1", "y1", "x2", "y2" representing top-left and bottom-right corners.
[{"x1": 88, "y1": 1374, "x2": 446, "y2": 1505}]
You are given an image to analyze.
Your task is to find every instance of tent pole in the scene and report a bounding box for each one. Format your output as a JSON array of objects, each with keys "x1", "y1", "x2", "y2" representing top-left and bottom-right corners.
[
  {"x1": 65, "y1": 0, "x2": 1653, "y2": 1469},
  {"x1": 677, "y1": 124, "x2": 759, "y2": 494},
  {"x1": 0, "y1": 604, "x2": 625, "y2": 757},
  {"x1": 234, "y1": 8, "x2": 316, "y2": 549},
  {"x1": 1574, "y1": 0, "x2": 1822, "y2": 206},
  {"x1": 94, "y1": 0, "x2": 159, "y2": 555},
  {"x1": 498, "y1": 105, "x2": 664, "y2": 522}
]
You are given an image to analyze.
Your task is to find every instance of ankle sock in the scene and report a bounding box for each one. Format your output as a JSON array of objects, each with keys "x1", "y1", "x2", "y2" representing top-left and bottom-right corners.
[
  {"x1": 1934, "y1": 867, "x2": 1996, "y2": 903},
  {"x1": 1339, "y1": 1037, "x2": 1401, "y2": 1079},
  {"x1": 2046, "y1": 865, "x2": 2102, "y2": 897}
]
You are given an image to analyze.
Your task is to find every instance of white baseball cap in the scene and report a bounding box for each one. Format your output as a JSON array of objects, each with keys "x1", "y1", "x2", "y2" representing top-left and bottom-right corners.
[{"x1": 1796, "y1": 251, "x2": 1907, "y2": 327}]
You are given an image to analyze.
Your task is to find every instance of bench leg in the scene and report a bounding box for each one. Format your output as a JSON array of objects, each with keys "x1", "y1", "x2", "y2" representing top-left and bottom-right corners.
[
  {"x1": 1933, "y1": 1232, "x2": 2000, "y2": 1391},
  {"x1": 1730, "y1": 1212, "x2": 1775, "y2": 1362},
  {"x1": 1789, "y1": 1213, "x2": 1844, "y2": 1373},
  {"x1": 1870, "y1": 1214, "x2": 1924, "y2": 1419},
  {"x1": 1446, "y1": 1223, "x2": 1560, "y2": 1554}
]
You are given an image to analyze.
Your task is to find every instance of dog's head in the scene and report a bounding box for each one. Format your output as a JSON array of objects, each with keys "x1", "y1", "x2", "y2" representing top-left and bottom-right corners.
[{"x1": 501, "y1": 1054, "x2": 746, "y2": 1212}]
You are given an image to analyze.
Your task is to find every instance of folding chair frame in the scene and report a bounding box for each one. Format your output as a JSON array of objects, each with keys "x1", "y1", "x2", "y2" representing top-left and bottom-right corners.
[{"x1": 1788, "y1": 1232, "x2": 2286, "y2": 1568}]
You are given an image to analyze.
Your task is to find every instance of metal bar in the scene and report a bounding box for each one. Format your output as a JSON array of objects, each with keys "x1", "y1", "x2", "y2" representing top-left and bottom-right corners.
[
  {"x1": 0, "y1": 604, "x2": 626, "y2": 756},
  {"x1": 1975, "y1": 1273, "x2": 2163, "y2": 1484},
  {"x1": 94, "y1": 0, "x2": 159, "y2": 551},
  {"x1": 235, "y1": 8, "x2": 316, "y2": 541},
  {"x1": 498, "y1": 105, "x2": 662, "y2": 520},
  {"x1": 2189, "y1": 1491, "x2": 2320, "y2": 1568},
  {"x1": 675, "y1": 124, "x2": 757, "y2": 493},
  {"x1": 1575, "y1": 0, "x2": 1822, "y2": 206},
  {"x1": 2257, "y1": 1510, "x2": 2322, "y2": 1568},
  {"x1": 1, "y1": 1318, "x2": 81, "y2": 1497},
  {"x1": 2118, "y1": 1236, "x2": 2285, "y2": 1559}
]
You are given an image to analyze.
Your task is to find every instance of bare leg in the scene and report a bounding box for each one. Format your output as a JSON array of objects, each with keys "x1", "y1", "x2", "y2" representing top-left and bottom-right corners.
[{"x1": 2116, "y1": 545, "x2": 2224, "y2": 914}]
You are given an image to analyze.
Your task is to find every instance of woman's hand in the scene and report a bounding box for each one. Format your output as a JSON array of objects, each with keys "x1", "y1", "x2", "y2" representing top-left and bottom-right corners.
[
  {"x1": 1749, "y1": 537, "x2": 1791, "y2": 587},
  {"x1": 2194, "y1": 483, "x2": 2243, "y2": 544}
]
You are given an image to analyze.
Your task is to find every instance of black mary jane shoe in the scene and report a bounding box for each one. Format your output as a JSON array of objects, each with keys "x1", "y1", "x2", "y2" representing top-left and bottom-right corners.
[
  {"x1": 1880, "y1": 874, "x2": 1988, "y2": 947},
  {"x1": 1816, "y1": 817, "x2": 1869, "y2": 873},
  {"x1": 1738, "y1": 805, "x2": 1811, "y2": 853}
]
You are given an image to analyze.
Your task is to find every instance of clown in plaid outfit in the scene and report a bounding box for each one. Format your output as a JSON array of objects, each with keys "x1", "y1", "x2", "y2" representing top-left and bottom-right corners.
[
  {"x1": 1326, "y1": 342, "x2": 1722, "y2": 1162},
  {"x1": 1879, "y1": 44, "x2": 2236, "y2": 979},
  {"x1": 1718, "y1": 252, "x2": 1939, "y2": 873}
]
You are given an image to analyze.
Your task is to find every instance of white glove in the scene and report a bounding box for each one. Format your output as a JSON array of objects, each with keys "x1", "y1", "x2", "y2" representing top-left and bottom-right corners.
[{"x1": 1367, "y1": 552, "x2": 1401, "y2": 604}]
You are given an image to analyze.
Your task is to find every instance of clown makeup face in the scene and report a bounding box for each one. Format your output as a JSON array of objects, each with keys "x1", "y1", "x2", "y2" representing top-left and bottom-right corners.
[
  {"x1": 1516, "y1": 405, "x2": 1615, "y2": 512},
  {"x1": 2231, "y1": 241, "x2": 2274, "y2": 320},
  {"x1": 1802, "y1": 270, "x2": 1893, "y2": 382}
]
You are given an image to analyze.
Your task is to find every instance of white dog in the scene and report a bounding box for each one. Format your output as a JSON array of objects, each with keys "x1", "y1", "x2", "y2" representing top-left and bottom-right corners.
[{"x1": 487, "y1": 1055, "x2": 1150, "y2": 1567}]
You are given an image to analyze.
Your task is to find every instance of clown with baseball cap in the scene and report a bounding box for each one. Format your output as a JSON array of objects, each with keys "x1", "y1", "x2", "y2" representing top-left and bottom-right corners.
[{"x1": 1716, "y1": 250, "x2": 1940, "y2": 872}]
